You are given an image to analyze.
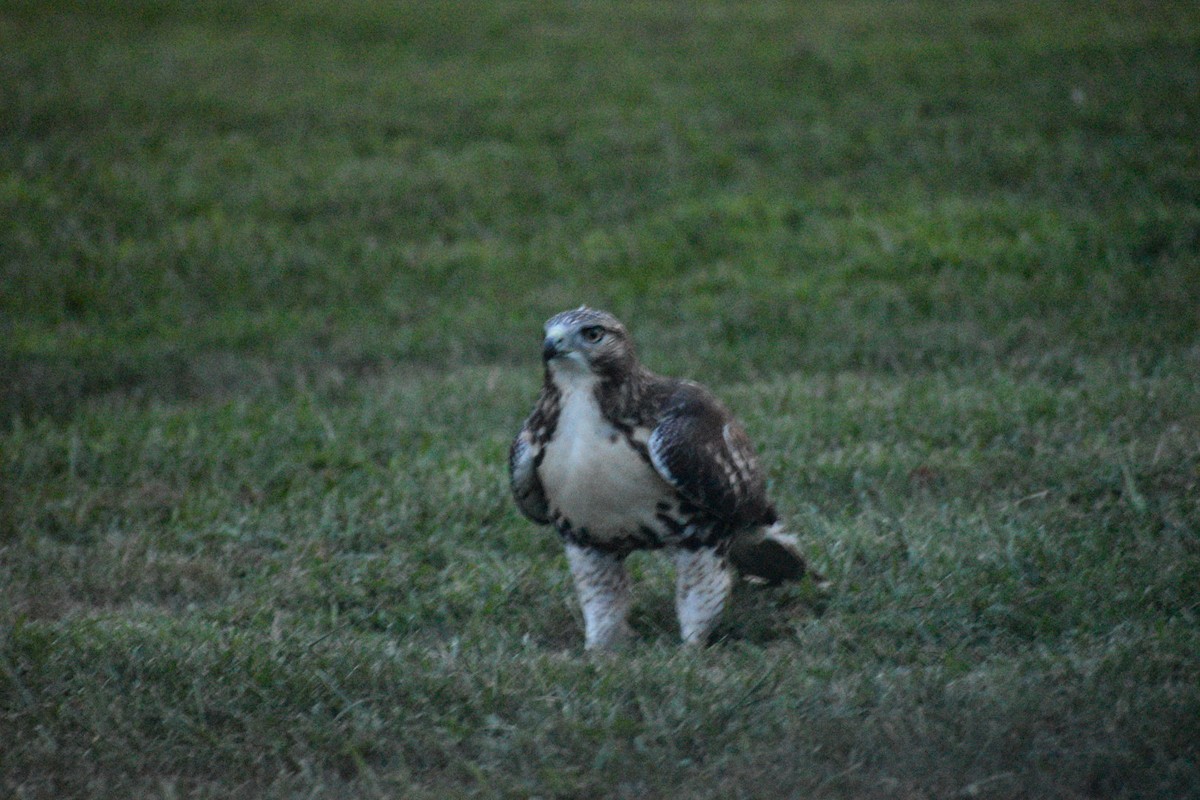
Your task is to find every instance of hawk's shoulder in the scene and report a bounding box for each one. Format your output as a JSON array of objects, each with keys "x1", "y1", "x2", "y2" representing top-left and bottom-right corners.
[{"x1": 509, "y1": 383, "x2": 560, "y2": 525}]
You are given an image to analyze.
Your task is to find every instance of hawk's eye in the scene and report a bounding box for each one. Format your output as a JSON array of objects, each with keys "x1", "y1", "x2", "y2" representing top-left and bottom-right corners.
[{"x1": 580, "y1": 326, "x2": 605, "y2": 344}]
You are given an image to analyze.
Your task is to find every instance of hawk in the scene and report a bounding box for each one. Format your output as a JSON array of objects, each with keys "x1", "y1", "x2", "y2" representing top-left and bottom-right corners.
[{"x1": 509, "y1": 306, "x2": 809, "y2": 649}]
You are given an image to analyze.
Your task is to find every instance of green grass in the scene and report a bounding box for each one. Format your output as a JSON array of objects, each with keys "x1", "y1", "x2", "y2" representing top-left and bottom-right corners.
[{"x1": 2, "y1": 0, "x2": 1199, "y2": 797}]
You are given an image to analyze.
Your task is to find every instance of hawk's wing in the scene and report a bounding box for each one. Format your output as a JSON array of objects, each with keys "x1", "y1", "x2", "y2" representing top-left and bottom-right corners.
[
  {"x1": 510, "y1": 420, "x2": 551, "y2": 525},
  {"x1": 646, "y1": 382, "x2": 776, "y2": 529}
]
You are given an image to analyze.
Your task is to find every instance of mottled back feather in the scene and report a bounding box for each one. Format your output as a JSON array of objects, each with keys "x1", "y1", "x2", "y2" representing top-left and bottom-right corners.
[
  {"x1": 646, "y1": 381, "x2": 777, "y2": 529},
  {"x1": 509, "y1": 431, "x2": 550, "y2": 523}
]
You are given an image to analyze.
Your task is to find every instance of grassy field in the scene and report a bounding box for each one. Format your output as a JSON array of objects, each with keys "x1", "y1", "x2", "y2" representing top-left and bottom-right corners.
[{"x1": 3, "y1": 0, "x2": 1199, "y2": 797}]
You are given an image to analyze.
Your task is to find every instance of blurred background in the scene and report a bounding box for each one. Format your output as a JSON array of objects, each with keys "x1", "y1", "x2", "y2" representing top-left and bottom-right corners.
[{"x1": 4, "y1": 0, "x2": 1197, "y2": 419}]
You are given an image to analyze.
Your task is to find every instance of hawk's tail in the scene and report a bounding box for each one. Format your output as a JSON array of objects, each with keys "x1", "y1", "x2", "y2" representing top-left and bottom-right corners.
[{"x1": 729, "y1": 522, "x2": 825, "y2": 586}]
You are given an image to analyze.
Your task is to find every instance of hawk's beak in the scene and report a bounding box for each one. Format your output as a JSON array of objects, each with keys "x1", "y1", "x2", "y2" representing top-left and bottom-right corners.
[{"x1": 543, "y1": 337, "x2": 563, "y2": 361}]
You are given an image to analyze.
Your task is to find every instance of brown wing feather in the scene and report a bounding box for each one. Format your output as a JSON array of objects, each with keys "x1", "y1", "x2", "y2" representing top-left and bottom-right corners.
[
  {"x1": 647, "y1": 382, "x2": 776, "y2": 529},
  {"x1": 510, "y1": 386, "x2": 560, "y2": 525},
  {"x1": 509, "y1": 429, "x2": 550, "y2": 524}
]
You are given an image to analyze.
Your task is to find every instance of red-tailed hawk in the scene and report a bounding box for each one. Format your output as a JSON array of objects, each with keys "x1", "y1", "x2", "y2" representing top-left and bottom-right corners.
[{"x1": 510, "y1": 306, "x2": 809, "y2": 649}]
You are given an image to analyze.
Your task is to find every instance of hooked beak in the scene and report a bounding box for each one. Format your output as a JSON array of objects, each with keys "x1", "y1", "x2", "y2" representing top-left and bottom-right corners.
[{"x1": 542, "y1": 336, "x2": 563, "y2": 362}]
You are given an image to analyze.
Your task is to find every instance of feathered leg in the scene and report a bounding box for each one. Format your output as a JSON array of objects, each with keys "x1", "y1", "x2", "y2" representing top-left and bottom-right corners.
[
  {"x1": 564, "y1": 543, "x2": 632, "y2": 650},
  {"x1": 672, "y1": 546, "x2": 731, "y2": 646}
]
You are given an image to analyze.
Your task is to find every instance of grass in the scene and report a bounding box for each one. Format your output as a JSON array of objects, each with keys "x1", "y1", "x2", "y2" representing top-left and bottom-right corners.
[{"x1": 2, "y1": 0, "x2": 1199, "y2": 797}]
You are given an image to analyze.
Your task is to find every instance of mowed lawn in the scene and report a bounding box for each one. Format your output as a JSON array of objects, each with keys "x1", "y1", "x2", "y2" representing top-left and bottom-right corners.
[{"x1": 2, "y1": 1, "x2": 1199, "y2": 797}]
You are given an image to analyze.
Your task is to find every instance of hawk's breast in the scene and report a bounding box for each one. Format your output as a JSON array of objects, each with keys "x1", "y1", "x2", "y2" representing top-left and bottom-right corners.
[{"x1": 537, "y1": 382, "x2": 672, "y2": 543}]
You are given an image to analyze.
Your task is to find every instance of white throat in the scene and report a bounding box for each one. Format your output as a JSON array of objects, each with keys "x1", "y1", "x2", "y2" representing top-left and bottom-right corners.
[{"x1": 547, "y1": 355, "x2": 596, "y2": 383}]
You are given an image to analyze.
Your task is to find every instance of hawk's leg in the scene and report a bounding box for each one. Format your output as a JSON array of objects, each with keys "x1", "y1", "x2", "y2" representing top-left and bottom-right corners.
[
  {"x1": 671, "y1": 546, "x2": 731, "y2": 646},
  {"x1": 564, "y1": 543, "x2": 633, "y2": 651}
]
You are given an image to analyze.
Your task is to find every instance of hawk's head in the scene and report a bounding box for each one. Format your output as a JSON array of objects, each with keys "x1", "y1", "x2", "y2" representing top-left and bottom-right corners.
[{"x1": 542, "y1": 306, "x2": 636, "y2": 379}]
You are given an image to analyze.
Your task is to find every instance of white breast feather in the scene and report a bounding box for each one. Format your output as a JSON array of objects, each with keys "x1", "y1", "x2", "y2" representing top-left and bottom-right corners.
[{"x1": 539, "y1": 380, "x2": 668, "y2": 540}]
